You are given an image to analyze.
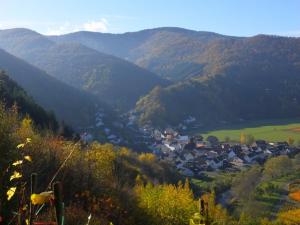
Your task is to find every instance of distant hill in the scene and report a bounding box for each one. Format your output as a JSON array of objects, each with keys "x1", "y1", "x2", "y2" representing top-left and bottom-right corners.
[
  {"x1": 55, "y1": 28, "x2": 300, "y2": 127},
  {"x1": 0, "y1": 71, "x2": 58, "y2": 130},
  {"x1": 0, "y1": 28, "x2": 168, "y2": 111},
  {"x1": 3, "y1": 27, "x2": 300, "y2": 128},
  {"x1": 0, "y1": 48, "x2": 103, "y2": 127},
  {"x1": 135, "y1": 58, "x2": 300, "y2": 126},
  {"x1": 50, "y1": 27, "x2": 230, "y2": 81},
  {"x1": 52, "y1": 28, "x2": 300, "y2": 82},
  {"x1": 133, "y1": 34, "x2": 300, "y2": 126}
]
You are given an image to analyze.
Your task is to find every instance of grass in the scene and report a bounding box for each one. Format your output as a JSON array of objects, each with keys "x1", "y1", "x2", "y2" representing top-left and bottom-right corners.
[{"x1": 199, "y1": 119, "x2": 300, "y2": 142}]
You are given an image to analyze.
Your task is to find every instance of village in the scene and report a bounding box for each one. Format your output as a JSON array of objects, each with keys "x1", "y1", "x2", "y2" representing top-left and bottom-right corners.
[
  {"x1": 79, "y1": 111, "x2": 300, "y2": 178},
  {"x1": 141, "y1": 127, "x2": 300, "y2": 177}
]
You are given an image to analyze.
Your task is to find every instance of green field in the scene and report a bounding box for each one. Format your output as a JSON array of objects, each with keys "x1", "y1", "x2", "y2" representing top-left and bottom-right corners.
[{"x1": 200, "y1": 119, "x2": 300, "y2": 143}]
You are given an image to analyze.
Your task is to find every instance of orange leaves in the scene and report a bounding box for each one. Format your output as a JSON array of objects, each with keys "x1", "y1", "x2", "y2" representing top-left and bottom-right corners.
[{"x1": 289, "y1": 190, "x2": 300, "y2": 202}]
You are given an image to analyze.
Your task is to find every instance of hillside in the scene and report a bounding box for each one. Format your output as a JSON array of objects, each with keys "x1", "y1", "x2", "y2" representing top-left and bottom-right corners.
[
  {"x1": 0, "y1": 71, "x2": 58, "y2": 130},
  {"x1": 0, "y1": 28, "x2": 169, "y2": 111},
  {"x1": 52, "y1": 28, "x2": 300, "y2": 83},
  {"x1": 1, "y1": 100, "x2": 299, "y2": 225},
  {"x1": 0, "y1": 48, "x2": 103, "y2": 127},
  {"x1": 136, "y1": 60, "x2": 300, "y2": 127},
  {"x1": 51, "y1": 27, "x2": 228, "y2": 81},
  {"x1": 52, "y1": 28, "x2": 300, "y2": 127}
]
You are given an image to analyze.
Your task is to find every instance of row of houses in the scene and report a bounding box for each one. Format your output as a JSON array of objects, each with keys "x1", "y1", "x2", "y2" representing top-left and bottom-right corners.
[{"x1": 148, "y1": 128, "x2": 300, "y2": 177}]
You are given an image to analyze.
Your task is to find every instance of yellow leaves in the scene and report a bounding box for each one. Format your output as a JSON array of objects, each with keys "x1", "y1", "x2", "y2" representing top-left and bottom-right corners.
[
  {"x1": 138, "y1": 153, "x2": 156, "y2": 162},
  {"x1": 31, "y1": 191, "x2": 53, "y2": 205},
  {"x1": 21, "y1": 117, "x2": 32, "y2": 129},
  {"x1": 10, "y1": 171, "x2": 22, "y2": 181},
  {"x1": 278, "y1": 208, "x2": 300, "y2": 224},
  {"x1": 135, "y1": 181, "x2": 197, "y2": 225},
  {"x1": 12, "y1": 160, "x2": 23, "y2": 166},
  {"x1": 17, "y1": 143, "x2": 25, "y2": 149},
  {"x1": 24, "y1": 155, "x2": 32, "y2": 162},
  {"x1": 7, "y1": 187, "x2": 16, "y2": 201},
  {"x1": 16, "y1": 137, "x2": 31, "y2": 149}
]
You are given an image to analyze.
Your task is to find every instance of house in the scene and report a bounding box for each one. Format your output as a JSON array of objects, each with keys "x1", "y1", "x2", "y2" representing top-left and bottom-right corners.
[
  {"x1": 177, "y1": 135, "x2": 189, "y2": 144},
  {"x1": 164, "y1": 143, "x2": 176, "y2": 151},
  {"x1": 230, "y1": 157, "x2": 244, "y2": 168},
  {"x1": 206, "y1": 150, "x2": 218, "y2": 159},
  {"x1": 179, "y1": 167, "x2": 194, "y2": 176},
  {"x1": 206, "y1": 159, "x2": 223, "y2": 170},
  {"x1": 228, "y1": 150, "x2": 236, "y2": 159},
  {"x1": 184, "y1": 116, "x2": 196, "y2": 124},
  {"x1": 183, "y1": 152, "x2": 194, "y2": 161}
]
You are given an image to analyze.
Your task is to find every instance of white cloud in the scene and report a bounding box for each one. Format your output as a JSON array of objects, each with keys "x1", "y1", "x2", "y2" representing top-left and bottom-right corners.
[
  {"x1": 45, "y1": 22, "x2": 80, "y2": 35},
  {"x1": 83, "y1": 18, "x2": 108, "y2": 32},
  {"x1": 44, "y1": 18, "x2": 109, "y2": 35}
]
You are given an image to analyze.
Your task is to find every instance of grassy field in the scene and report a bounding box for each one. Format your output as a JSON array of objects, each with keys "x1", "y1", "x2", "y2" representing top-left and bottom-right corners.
[{"x1": 200, "y1": 119, "x2": 300, "y2": 143}]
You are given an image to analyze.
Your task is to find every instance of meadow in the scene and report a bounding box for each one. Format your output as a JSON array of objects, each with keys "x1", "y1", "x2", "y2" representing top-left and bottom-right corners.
[{"x1": 200, "y1": 119, "x2": 300, "y2": 143}]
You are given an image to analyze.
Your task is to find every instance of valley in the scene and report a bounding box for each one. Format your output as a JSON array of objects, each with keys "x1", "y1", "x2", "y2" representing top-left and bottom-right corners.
[{"x1": 1, "y1": 23, "x2": 300, "y2": 225}]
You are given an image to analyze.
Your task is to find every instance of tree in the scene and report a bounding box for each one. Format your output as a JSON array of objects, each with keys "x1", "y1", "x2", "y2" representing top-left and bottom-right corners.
[
  {"x1": 240, "y1": 133, "x2": 246, "y2": 145},
  {"x1": 287, "y1": 137, "x2": 295, "y2": 146},
  {"x1": 207, "y1": 136, "x2": 219, "y2": 145},
  {"x1": 232, "y1": 165, "x2": 262, "y2": 201},
  {"x1": 134, "y1": 180, "x2": 197, "y2": 225},
  {"x1": 277, "y1": 209, "x2": 300, "y2": 225},
  {"x1": 240, "y1": 133, "x2": 255, "y2": 145},
  {"x1": 263, "y1": 155, "x2": 293, "y2": 179},
  {"x1": 224, "y1": 136, "x2": 230, "y2": 143}
]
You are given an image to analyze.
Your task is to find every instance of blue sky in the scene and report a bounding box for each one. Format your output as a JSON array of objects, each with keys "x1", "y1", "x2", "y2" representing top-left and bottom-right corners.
[{"x1": 0, "y1": 0, "x2": 299, "y2": 36}]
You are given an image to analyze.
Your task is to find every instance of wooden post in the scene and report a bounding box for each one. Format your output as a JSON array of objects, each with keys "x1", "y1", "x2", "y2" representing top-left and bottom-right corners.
[
  {"x1": 53, "y1": 182, "x2": 64, "y2": 225},
  {"x1": 29, "y1": 173, "x2": 37, "y2": 225},
  {"x1": 200, "y1": 199, "x2": 205, "y2": 224},
  {"x1": 205, "y1": 202, "x2": 209, "y2": 225}
]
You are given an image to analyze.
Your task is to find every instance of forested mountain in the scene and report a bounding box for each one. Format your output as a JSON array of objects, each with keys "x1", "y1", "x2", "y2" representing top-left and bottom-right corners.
[
  {"x1": 0, "y1": 48, "x2": 103, "y2": 127},
  {"x1": 52, "y1": 28, "x2": 300, "y2": 81},
  {"x1": 0, "y1": 28, "x2": 169, "y2": 111},
  {"x1": 2, "y1": 27, "x2": 300, "y2": 127},
  {"x1": 0, "y1": 71, "x2": 58, "y2": 130},
  {"x1": 50, "y1": 27, "x2": 232, "y2": 80},
  {"x1": 54, "y1": 27, "x2": 300, "y2": 127},
  {"x1": 134, "y1": 34, "x2": 300, "y2": 126}
]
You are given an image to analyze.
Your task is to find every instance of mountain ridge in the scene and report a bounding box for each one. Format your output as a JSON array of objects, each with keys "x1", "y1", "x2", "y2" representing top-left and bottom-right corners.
[
  {"x1": 0, "y1": 28, "x2": 169, "y2": 111},
  {"x1": 0, "y1": 48, "x2": 105, "y2": 127}
]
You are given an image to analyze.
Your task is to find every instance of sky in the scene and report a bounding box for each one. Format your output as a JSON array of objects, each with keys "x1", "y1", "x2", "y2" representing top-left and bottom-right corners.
[{"x1": 0, "y1": 0, "x2": 299, "y2": 36}]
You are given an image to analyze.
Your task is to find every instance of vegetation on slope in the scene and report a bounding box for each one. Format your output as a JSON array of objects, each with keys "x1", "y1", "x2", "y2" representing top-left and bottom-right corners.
[
  {"x1": 0, "y1": 48, "x2": 106, "y2": 127},
  {"x1": 0, "y1": 28, "x2": 169, "y2": 111},
  {"x1": 1, "y1": 103, "x2": 299, "y2": 224},
  {"x1": 0, "y1": 71, "x2": 58, "y2": 130},
  {"x1": 136, "y1": 62, "x2": 300, "y2": 126},
  {"x1": 51, "y1": 27, "x2": 227, "y2": 81}
]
